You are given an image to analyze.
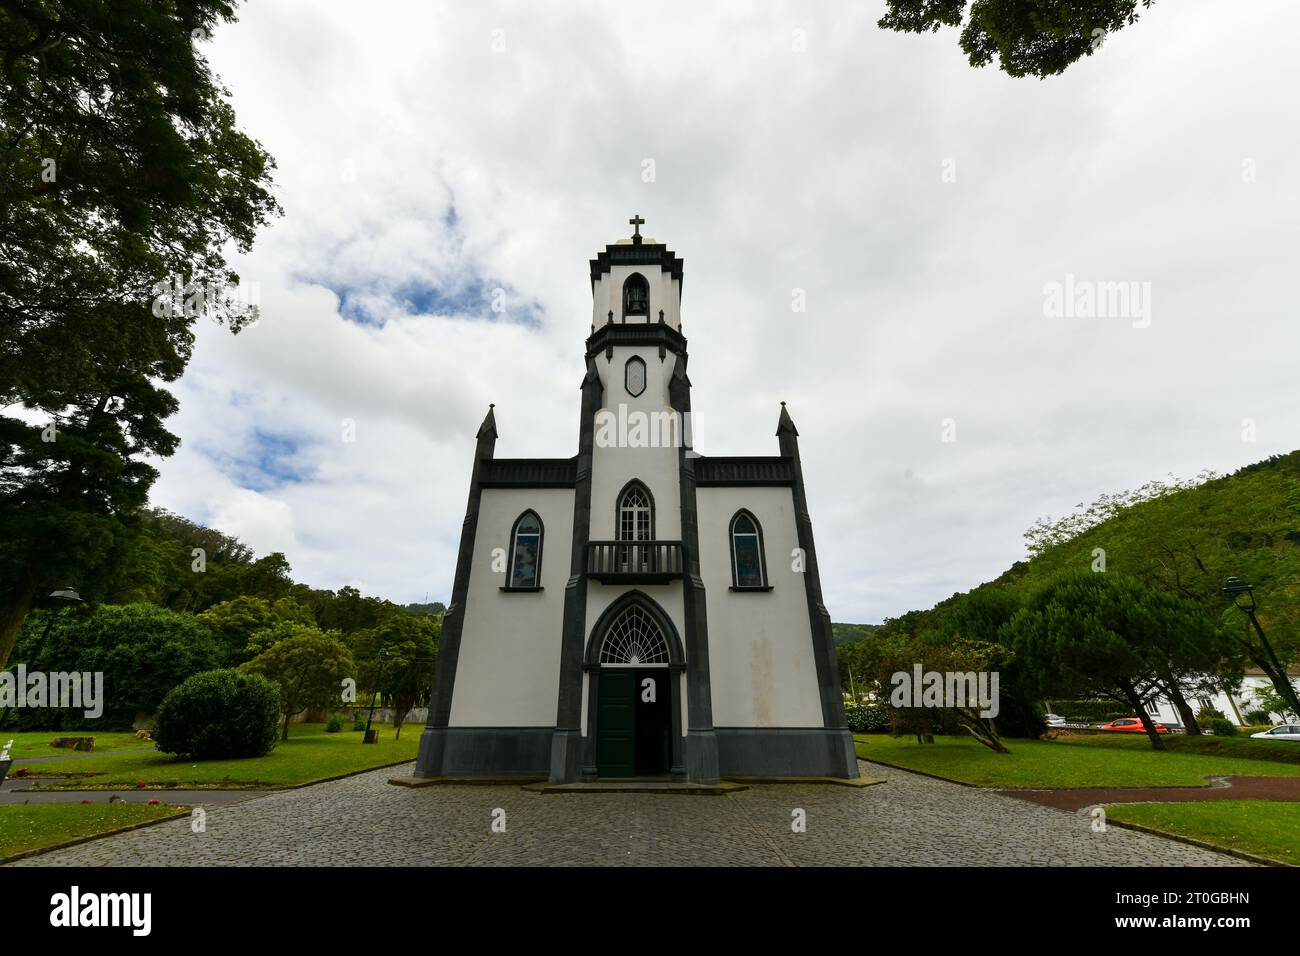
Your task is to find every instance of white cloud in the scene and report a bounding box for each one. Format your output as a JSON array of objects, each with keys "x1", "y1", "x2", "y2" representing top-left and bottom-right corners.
[{"x1": 147, "y1": 0, "x2": 1300, "y2": 621}]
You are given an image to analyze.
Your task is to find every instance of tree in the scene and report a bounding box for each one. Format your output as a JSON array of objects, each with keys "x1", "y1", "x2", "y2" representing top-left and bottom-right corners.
[
  {"x1": 0, "y1": 1, "x2": 279, "y2": 668},
  {"x1": 197, "y1": 595, "x2": 312, "y2": 665},
  {"x1": 241, "y1": 627, "x2": 354, "y2": 740},
  {"x1": 1017, "y1": 457, "x2": 1300, "y2": 718},
  {"x1": 351, "y1": 613, "x2": 439, "y2": 739},
  {"x1": 1005, "y1": 572, "x2": 1196, "y2": 749},
  {"x1": 878, "y1": 0, "x2": 1157, "y2": 78},
  {"x1": 4, "y1": 603, "x2": 222, "y2": 730}
]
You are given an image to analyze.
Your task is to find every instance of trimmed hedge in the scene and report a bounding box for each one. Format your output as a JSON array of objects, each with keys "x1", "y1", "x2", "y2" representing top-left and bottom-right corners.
[
  {"x1": 844, "y1": 702, "x2": 890, "y2": 733},
  {"x1": 153, "y1": 669, "x2": 282, "y2": 760},
  {"x1": 1050, "y1": 699, "x2": 1131, "y2": 723}
]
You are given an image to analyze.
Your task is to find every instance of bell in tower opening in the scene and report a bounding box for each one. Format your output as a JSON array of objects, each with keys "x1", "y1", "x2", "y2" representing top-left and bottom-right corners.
[{"x1": 622, "y1": 273, "x2": 649, "y2": 318}]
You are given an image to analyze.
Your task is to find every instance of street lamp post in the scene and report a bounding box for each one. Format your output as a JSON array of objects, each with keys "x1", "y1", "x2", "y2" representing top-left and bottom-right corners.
[
  {"x1": 1223, "y1": 576, "x2": 1300, "y2": 717},
  {"x1": 363, "y1": 649, "x2": 390, "y2": 745}
]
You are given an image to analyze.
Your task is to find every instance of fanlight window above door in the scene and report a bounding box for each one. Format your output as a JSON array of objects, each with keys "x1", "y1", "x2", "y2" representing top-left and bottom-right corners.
[{"x1": 599, "y1": 605, "x2": 670, "y2": 665}]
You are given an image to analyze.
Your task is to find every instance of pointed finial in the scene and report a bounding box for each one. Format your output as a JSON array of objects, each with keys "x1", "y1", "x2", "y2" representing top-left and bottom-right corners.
[
  {"x1": 477, "y1": 403, "x2": 498, "y2": 439},
  {"x1": 776, "y1": 401, "x2": 799, "y2": 437}
]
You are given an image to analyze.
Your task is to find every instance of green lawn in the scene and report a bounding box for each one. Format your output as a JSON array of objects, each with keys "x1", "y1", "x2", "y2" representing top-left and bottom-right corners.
[
  {"x1": 10, "y1": 723, "x2": 421, "y2": 790},
  {"x1": 853, "y1": 734, "x2": 1300, "y2": 788},
  {"x1": 2, "y1": 730, "x2": 153, "y2": 759},
  {"x1": 1107, "y1": 801, "x2": 1300, "y2": 865},
  {"x1": 0, "y1": 802, "x2": 184, "y2": 859},
  {"x1": 1064, "y1": 732, "x2": 1300, "y2": 765}
]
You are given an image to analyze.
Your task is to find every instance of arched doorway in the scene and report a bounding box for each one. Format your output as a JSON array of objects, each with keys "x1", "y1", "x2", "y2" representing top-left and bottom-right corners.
[{"x1": 582, "y1": 593, "x2": 685, "y2": 780}]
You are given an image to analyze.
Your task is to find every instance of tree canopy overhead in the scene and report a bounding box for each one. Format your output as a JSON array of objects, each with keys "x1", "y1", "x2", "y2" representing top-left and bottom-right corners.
[
  {"x1": 0, "y1": 1, "x2": 280, "y2": 668},
  {"x1": 878, "y1": 0, "x2": 1157, "y2": 78}
]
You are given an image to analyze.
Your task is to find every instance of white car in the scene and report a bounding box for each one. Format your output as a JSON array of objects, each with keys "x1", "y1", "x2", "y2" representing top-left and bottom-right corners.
[
  {"x1": 1251, "y1": 724, "x2": 1300, "y2": 741},
  {"x1": 1044, "y1": 713, "x2": 1067, "y2": 726}
]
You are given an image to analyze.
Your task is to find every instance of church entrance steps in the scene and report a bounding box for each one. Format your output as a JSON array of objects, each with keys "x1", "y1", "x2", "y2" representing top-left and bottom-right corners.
[
  {"x1": 522, "y1": 779, "x2": 747, "y2": 795},
  {"x1": 388, "y1": 775, "x2": 547, "y2": 788},
  {"x1": 725, "y1": 775, "x2": 886, "y2": 789}
]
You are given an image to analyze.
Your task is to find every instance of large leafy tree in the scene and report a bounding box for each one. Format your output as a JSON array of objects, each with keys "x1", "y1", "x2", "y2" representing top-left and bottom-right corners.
[
  {"x1": 351, "y1": 613, "x2": 440, "y2": 739},
  {"x1": 1005, "y1": 571, "x2": 1216, "y2": 749},
  {"x1": 878, "y1": 0, "x2": 1157, "y2": 78},
  {"x1": 0, "y1": 1, "x2": 280, "y2": 668},
  {"x1": 3, "y1": 603, "x2": 222, "y2": 729},
  {"x1": 242, "y1": 626, "x2": 354, "y2": 741}
]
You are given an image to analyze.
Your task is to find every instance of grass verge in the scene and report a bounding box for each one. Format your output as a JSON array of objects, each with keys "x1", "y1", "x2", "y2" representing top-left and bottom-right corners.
[
  {"x1": 1107, "y1": 800, "x2": 1299, "y2": 866},
  {"x1": 852, "y1": 734, "x2": 1300, "y2": 789},
  {"x1": 0, "y1": 802, "x2": 185, "y2": 860},
  {"x1": 10, "y1": 723, "x2": 420, "y2": 790}
]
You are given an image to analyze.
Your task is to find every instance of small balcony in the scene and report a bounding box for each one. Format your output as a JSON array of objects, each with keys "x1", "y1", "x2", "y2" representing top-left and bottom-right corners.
[{"x1": 586, "y1": 540, "x2": 683, "y2": 584}]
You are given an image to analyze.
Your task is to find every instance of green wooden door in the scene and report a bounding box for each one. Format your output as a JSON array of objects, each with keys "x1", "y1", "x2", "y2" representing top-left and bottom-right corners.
[{"x1": 597, "y1": 669, "x2": 636, "y2": 778}]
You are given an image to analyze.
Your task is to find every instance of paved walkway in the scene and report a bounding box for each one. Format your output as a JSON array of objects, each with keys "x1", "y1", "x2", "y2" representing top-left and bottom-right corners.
[
  {"x1": 0, "y1": 782, "x2": 267, "y2": 806},
  {"x1": 8, "y1": 760, "x2": 1248, "y2": 866},
  {"x1": 996, "y1": 774, "x2": 1300, "y2": 811}
]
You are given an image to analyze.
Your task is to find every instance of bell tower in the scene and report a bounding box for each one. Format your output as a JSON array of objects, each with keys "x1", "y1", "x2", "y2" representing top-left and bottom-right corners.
[{"x1": 589, "y1": 215, "x2": 684, "y2": 331}]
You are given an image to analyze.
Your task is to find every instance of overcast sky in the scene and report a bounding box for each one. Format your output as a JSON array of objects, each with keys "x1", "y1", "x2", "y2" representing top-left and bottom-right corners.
[{"x1": 150, "y1": 0, "x2": 1300, "y2": 623}]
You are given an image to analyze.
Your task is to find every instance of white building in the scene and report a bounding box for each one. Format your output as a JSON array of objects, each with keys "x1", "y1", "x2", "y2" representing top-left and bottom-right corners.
[
  {"x1": 414, "y1": 220, "x2": 857, "y2": 783},
  {"x1": 1147, "y1": 668, "x2": 1300, "y2": 728}
]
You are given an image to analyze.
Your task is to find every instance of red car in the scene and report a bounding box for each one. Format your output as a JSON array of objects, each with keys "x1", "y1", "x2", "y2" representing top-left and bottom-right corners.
[{"x1": 1099, "y1": 717, "x2": 1169, "y2": 734}]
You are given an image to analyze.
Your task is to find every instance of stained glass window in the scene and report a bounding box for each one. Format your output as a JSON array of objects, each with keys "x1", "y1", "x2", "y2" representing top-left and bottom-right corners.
[
  {"x1": 510, "y1": 511, "x2": 542, "y2": 588},
  {"x1": 731, "y1": 511, "x2": 766, "y2": 588}
]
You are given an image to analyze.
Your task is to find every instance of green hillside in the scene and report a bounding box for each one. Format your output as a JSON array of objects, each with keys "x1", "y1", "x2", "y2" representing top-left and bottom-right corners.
[
  {"x1": 996, "y1": 451, "x2": 1300, "y2": 640},
  {"x1": 832, "y1": 622, "x2": 883, "y2": 646}
]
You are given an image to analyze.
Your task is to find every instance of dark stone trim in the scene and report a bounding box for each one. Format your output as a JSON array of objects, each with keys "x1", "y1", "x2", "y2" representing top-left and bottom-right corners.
[
  {"x1": 499, "y1": 586, "x2": 544, "y2": 593},
  {"x1": 586, "y1": 323, "x2": 686, "y2": 361},
  {"x1": 614, "y1": 477, "x2": 656, "y2": 541},
  {"x1": 695, "y1": 456, "x2": 794, "y2": 487},
  {"x1": 669, "y1": 351, "x2": 720, "y2": 784},
  {"x1": 480, "y1": 457, "x2": 577, "y2": 488},
  {"x1": 714, "y1": 727, "x2": 860, "y2": 778},
  {"x1": 590, "y1": 242, "x2": 684, "y2": 290},
  {"x1": 416, "y1": 409, "x2": 497, "y2": 777},
  {"x1": 549, "y1": 359, "x2": 604, "y2": 783},
  {"x1": 419, "y1": 727, "x2": 553, "y2": 776},
  {"x1": 580, "y1": 591, "x2": 686, "y2": 781},
  {"x1": 504, "y1": 509, "x2": 543, "y2": 590},
  {"x1": 777, "y1": 406, "x2": 858, "y2": 779},
  {"x1": 728, "y1": 585, "x2": 774, "y2": 593},
  {"x1": 727, "y1": 508, "x2": 768, "y2": 589}
]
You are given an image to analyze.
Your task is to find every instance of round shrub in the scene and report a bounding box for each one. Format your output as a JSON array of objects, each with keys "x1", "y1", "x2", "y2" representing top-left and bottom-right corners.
[
  {"x1": 1208, "y1": 717, "x2": 1238, "y2": 737},
  {"x1": 1196, "y1": 705, "x2": 1227, "y2": 725},
  {"x1": 153, "y1": 669, "x2": 282, "y2": 759},
  {"x1": 325, "y1": 714, "x2": 344, "y2": 733}
]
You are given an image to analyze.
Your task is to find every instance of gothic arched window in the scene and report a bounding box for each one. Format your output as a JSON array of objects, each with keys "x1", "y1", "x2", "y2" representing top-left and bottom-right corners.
[
  {"x1": 617, "y1": 482, "x2": 653, "y2": 541},
  {"x1": 506, "y1": 510, "x2": 543, "y2": 589},
  {"x1": 622, "y1": 273, "x2": 649, "y2": 319},
  {"x1": 729, "y1": 510, "x2": 768, "y2": 590}
]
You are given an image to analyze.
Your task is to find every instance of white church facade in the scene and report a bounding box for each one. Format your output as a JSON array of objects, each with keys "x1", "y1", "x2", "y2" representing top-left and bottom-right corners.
[{"x1": 415, "y1": 221, "x2": 857, "y2": 783}]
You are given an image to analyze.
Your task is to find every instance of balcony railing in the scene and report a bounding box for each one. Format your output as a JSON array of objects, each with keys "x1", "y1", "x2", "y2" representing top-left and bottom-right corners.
[{"x1": 586, "y1": 540, "x2": 683, "y2": 584}]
